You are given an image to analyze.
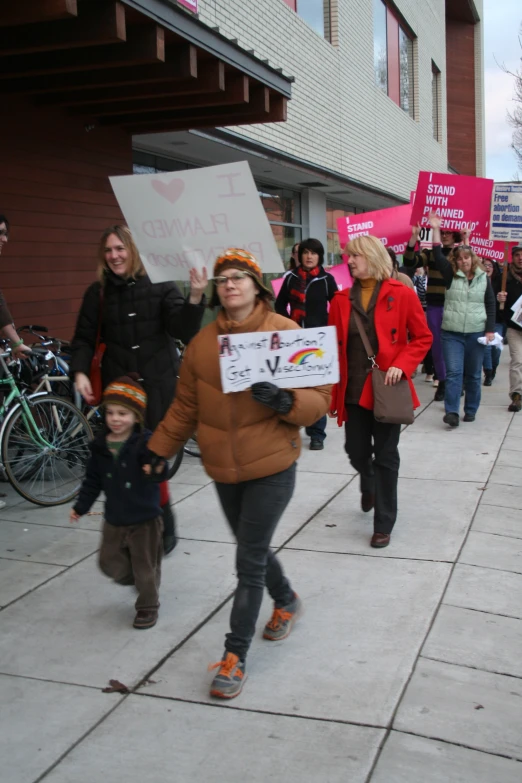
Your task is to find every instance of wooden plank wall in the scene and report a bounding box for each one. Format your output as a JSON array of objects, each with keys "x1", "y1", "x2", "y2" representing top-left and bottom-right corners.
[
  {"x1": 445, "y1": 19, "x2": 477, "y2": 176},
  {"x1": 0, "y1": 97, "x2": 132, "y2": 339}
]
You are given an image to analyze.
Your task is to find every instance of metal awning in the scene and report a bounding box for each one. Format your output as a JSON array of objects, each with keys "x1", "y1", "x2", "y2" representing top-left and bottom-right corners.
[{"x1": 0, "y1": 0, "x2": 293, "y2": 135}]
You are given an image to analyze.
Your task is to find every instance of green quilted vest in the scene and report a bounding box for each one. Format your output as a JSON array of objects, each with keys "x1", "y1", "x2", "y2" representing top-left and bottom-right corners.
[{"x1": 442, "y1": 267, "x2": 487, "y2": 334}]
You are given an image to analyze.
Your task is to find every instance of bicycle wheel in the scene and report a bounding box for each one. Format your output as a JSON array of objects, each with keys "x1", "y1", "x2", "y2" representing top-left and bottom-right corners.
[
  {"x1": 167, "y1": 448, "x2": 184, "y2": 480},
  {"x1": 2, "y1": 395, "x2": 92, "y2": 506},
  {"x1": 183, "y1": 435, "x2": 201, "y2": 459}
]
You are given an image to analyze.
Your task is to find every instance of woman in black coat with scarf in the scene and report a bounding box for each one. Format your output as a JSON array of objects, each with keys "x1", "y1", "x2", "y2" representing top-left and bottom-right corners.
[
  {"x1": 70, "y1": 225, "x2": 207, "y2": 553},
  {"x1": 274, "y1": 238, "x2": 338, "y2": 449}
]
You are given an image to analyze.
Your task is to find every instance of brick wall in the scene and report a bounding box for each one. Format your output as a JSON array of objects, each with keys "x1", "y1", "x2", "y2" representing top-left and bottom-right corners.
[
  {"x1": 1, "y1": 98, "x2": 131, "y2": 339},
  {"x1": 196, "y1": 0, "x2": 458, "y2": 201}
]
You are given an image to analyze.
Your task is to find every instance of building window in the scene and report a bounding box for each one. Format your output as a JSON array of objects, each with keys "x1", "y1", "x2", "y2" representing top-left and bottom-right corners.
[
  {"x1": 284, "y1": 0, "x2": 332, "y2": 42},
  {"x1": 257, "y1": 184, "x2": 302, "y2": 273},
  {"x1": 373, "y1": 0, "x2": 415, "y2": 118},
  {"x1": 432, "y1": 62, "x2": 441, "y2": 142},
  {"x1": 326, "y1": 202, "x2": 355, "y2": 266},
  {"x1": 373, "y1": 0, "x2": 388, "y2": 94}
]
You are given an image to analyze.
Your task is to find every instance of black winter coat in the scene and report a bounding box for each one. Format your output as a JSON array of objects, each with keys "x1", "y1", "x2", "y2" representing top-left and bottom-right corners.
[
  {"x1": 499, "y1": 267, "x2": 522, "y2": 333},
  {"x1": 274, "y1": 268, "x2": 338, "y2": 327},
  {"x1": 73, "y1": 429, "x2": 167, "y2": 526},
  {"x1": 70, "y1": 272, "x2": 205, "y2": 428}
]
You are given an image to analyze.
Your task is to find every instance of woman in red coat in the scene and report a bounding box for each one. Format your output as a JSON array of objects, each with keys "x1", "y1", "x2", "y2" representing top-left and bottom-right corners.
[{"x1": 328, "y1": 235, "x2": 432, "y2": 548}]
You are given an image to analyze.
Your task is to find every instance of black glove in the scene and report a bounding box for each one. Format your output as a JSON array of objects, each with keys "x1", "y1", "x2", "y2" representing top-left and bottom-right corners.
[
  {"x1": 143, "y1": 449, "x2": 167, "y2": 482},
  {"x1": 251, "y1": 382, "x2": 293, "y2": 414}
]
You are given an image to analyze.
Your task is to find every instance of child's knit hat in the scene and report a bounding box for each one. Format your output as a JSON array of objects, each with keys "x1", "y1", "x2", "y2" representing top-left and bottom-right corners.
[{"x1": 102, "y1": 374, "x2": 147, "y2": 423}]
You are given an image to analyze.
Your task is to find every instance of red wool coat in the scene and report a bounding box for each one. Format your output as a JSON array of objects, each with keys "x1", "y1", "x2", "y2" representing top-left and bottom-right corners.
[{"x1": 328, "y1": 279, "x2": 433, "y2": 426}]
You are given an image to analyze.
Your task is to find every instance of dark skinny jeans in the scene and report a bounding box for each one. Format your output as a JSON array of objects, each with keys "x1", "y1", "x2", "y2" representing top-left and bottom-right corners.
[{"x1": 215, "y1": 463, "x2": 296, "y2": 661}]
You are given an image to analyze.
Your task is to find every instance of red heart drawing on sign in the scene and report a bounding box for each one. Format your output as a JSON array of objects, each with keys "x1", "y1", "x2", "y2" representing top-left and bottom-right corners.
[{"x1": 151, "y1": 178, "x2": 185, "y2": 204}]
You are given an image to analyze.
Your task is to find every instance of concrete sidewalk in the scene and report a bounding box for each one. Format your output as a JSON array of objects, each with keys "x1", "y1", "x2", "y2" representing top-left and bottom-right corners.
[{"x1": 1, "y1": 358, "x2": 521, "y2": 783}]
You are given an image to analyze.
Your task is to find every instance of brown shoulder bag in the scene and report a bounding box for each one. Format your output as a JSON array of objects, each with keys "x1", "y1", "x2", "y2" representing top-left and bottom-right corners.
[{"x1": 352, "y1": 310, "x2": 414, "y2": 425}]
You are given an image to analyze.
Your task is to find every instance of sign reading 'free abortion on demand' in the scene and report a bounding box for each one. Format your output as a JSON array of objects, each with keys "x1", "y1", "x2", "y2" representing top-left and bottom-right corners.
[
  {"x1": 218, "y1": 326, "x2": 339, "y2": 394},
  {"x1": 490, "y1": 183, "x2": 522, "y2": 242},
  {"x1": 337, "y1": 204, "x2": 413, "y2": 255},
  {"x1": 110, "y1": 162, "x2": 284, "y2": 283},
  {"x1": 410, "y1": 171, "x2": 494, "y2": 238}
]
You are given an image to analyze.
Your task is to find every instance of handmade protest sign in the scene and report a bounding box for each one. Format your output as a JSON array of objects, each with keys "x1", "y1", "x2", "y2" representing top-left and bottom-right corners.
[
  {"x1": 490, "y1": 183, "x2": 522, "y2": 242},
  {"x1": 110, "y1": 162, "x2": 284, "y2": 282},
  {"x1": 218, "y1": 326, "x2": 339, "y2": 393},
  {"x1": 410, "y1": 171, "x2": 494, "y2": 238},
  {"x1": 337, "y1": 204, "x2": 412, "y2": 255}
]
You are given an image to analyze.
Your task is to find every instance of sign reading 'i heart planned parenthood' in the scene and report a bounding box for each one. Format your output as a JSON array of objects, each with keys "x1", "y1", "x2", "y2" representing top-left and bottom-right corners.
[{"x1": 110, "y1": 162, "x2": 284, "y2": 283}]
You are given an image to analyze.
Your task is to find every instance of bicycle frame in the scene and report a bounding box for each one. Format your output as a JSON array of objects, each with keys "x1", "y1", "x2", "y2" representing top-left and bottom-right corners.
[{"x1": 0, "y1": 354, "x2": 54, "y2": 449}]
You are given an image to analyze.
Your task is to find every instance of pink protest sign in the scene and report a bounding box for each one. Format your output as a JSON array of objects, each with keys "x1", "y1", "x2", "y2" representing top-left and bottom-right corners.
[
  {"x1": 469, "y1": 237, "x2": 516, "y2": 262},
  {"x1": 177, "y1": 0, "x2": 198, "y2": 11},
  {"x1": 410, "y1": 171, "x2": 494, "y2": 238},
  {"x1": 271, "y1": 276, "x2": 284, "y2": 297},
  {"x1": 337, "y1": 204, "x2": 412, "y2": 255},
  {"x1": 329, "y1": 263, "x2": 352, "y2": 290}
]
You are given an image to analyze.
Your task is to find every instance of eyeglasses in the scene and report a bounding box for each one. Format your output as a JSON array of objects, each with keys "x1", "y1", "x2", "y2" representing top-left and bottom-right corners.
[
  {"x1": 213, "y1": 271, "x2": 251, "y2": 287},
  {"x1": 0, "y1": 229, "x2": 9, "y2": 239}
]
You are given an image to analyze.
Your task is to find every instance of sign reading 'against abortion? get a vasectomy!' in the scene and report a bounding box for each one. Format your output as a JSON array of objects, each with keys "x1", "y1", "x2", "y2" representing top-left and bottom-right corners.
[
  {"x1": 218, "y1": 326, "x2": 340, "y2": 394},
  {"x1": 110, "y1": 162, "x2": 284, "y2": 283}
]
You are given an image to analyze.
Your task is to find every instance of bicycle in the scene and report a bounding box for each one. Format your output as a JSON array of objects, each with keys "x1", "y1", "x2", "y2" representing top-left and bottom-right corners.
[{"x1": 0, "y1": 350, "x2": 92, "y2": 506}]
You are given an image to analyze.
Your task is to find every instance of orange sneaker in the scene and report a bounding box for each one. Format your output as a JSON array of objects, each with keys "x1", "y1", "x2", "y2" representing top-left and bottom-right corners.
[
  {"x1": 263, "y1": 593, "x2": 302, "y2": 641},
  {"x1": 208, "y1": 652, "x2": 246, "y2": 699}
]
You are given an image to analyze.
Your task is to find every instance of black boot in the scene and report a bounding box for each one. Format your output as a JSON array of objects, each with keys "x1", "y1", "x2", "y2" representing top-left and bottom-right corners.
[
  {"x1": 483, "y1": 369, "x2": 493, "y2": 387},
  {"x1": 491, "y1": 368, "x2": 497, "y2": 380},
  {"x1": 434, "y1": 380, "x2": 445, "y2": 401},
  {"x1": 161, "y1": 502, "x2": 178, "y2": 555}
]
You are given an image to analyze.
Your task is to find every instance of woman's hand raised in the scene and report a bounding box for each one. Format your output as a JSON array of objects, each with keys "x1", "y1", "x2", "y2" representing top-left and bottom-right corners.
[{"x1": 189, "y1": 267, "x2": 208, "y2": 304}]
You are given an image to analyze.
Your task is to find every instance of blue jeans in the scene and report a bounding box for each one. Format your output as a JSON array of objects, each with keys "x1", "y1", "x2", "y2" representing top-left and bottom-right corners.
[
  {"x1": 306, "y1": 415, "x2": 327, "y2": 442},
  {"x1": 483, "y1": 322, "x2": 504, "y2": 371},
  {"x1": 442, "y1": 330, "x2": 485, "y2": 416}
]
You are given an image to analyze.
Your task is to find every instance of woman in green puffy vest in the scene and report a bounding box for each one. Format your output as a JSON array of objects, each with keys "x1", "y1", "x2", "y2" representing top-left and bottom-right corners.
[{"x1": 430, "y1": 213, "x2": 496, "y2": 428}]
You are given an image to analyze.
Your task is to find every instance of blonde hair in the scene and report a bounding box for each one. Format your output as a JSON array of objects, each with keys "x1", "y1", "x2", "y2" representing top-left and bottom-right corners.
[
  {"x1": 449, "y1": 246, "x2": 482, "y2": 278},
  {"x1": 97, "y1": 225, "x2": 145, "y2": 283},
  {"x1": 344, "y1": 235, "x2": 392, "y2": 281}
]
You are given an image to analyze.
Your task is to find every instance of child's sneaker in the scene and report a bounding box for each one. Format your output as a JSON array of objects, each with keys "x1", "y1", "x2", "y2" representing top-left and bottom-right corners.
[
  {"x1": 263, "y1": 593, "x2": 302, "y2": 641},
  {"x1": 208, "y1": 652, "x2": 246, "y2": 699},
  {"x1": 133, "y1": 609, "x2": 158, "y2": 629}
]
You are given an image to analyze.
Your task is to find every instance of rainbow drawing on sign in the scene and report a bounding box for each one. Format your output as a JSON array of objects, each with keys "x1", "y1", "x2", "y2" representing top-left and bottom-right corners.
[{"x1": 288, "y1": 348, "x2": 325, "y2": 365}]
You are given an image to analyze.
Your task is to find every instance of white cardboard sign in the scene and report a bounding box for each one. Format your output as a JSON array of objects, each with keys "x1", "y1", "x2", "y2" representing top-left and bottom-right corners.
[
  {"x1": 109, "y1": 162, "x2": 284, "y2": 282},
  {"x1": 490, "y1": 183, "x2": 522, "y2": 242},
  {"x1": 218, "y1": 326, "x2": 340, "y2": 393}
]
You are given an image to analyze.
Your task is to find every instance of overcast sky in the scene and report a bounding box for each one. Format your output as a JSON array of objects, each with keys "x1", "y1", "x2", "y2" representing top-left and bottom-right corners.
[{"x1": 484, "y1": 0, "x2": 521, "y2": 181}]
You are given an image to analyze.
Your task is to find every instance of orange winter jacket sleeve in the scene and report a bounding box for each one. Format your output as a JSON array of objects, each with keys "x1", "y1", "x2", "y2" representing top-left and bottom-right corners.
[{"x1": 148, "y1": 303, "x2": 332, "y2": 484}]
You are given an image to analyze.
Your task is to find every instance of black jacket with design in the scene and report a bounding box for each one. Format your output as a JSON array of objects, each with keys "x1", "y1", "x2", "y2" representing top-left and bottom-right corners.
[
  {"x1": 274, "y1": 267, "x2": 338, "y2": 327},
  {"x1": 70, "y1": 271, "x2": 205, "y2": 428},
  {"x1": 73, "y1": 429, "x2": 167, "y2": 526}
]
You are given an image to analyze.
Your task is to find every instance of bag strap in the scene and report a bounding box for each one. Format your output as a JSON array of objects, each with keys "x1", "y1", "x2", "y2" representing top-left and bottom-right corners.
[
  {"x1": 95, "y1": 285, "x2": 104, "y2": 349},
  {"x1": 352, "y1": 310, "x2": 379, "y2": 368}
]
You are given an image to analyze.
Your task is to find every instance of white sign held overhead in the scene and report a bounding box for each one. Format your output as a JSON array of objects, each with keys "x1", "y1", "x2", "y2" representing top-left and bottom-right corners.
[
  {"x1": 109, "y1": 162, "x2": 284, "y2": 283},
  {"x1": 490, "y1": 183, "x2": 522, "y2": 242},
  {"x1": 218, "y1": 326, "x2": 340, "y2": 394}
]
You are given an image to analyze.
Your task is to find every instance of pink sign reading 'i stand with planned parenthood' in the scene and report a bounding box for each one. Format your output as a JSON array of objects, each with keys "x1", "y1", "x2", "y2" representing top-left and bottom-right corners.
[
  {"x1": 410, "y1": 171, "x2": 494, "y2": 239},
  {"x1": 469, "y1": 237, "x2": 517, "y2": 262},
  {"x1": 336, "y1": 204, "x2": 413, "y2": 255}
]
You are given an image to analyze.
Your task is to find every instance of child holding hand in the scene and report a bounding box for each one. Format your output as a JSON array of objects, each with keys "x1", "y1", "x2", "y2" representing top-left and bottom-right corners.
[{"x1": 70, "y1": 376, "x2": 167, "y2": 629}]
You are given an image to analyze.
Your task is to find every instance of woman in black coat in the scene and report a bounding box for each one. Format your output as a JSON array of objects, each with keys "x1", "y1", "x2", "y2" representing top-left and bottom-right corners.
[
  {"x1": 274, "y1": 238, "x2": 338, "y2": 450},
  {"x1": 70, "y1": 225, "x2": 207, "y2": 552}
]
